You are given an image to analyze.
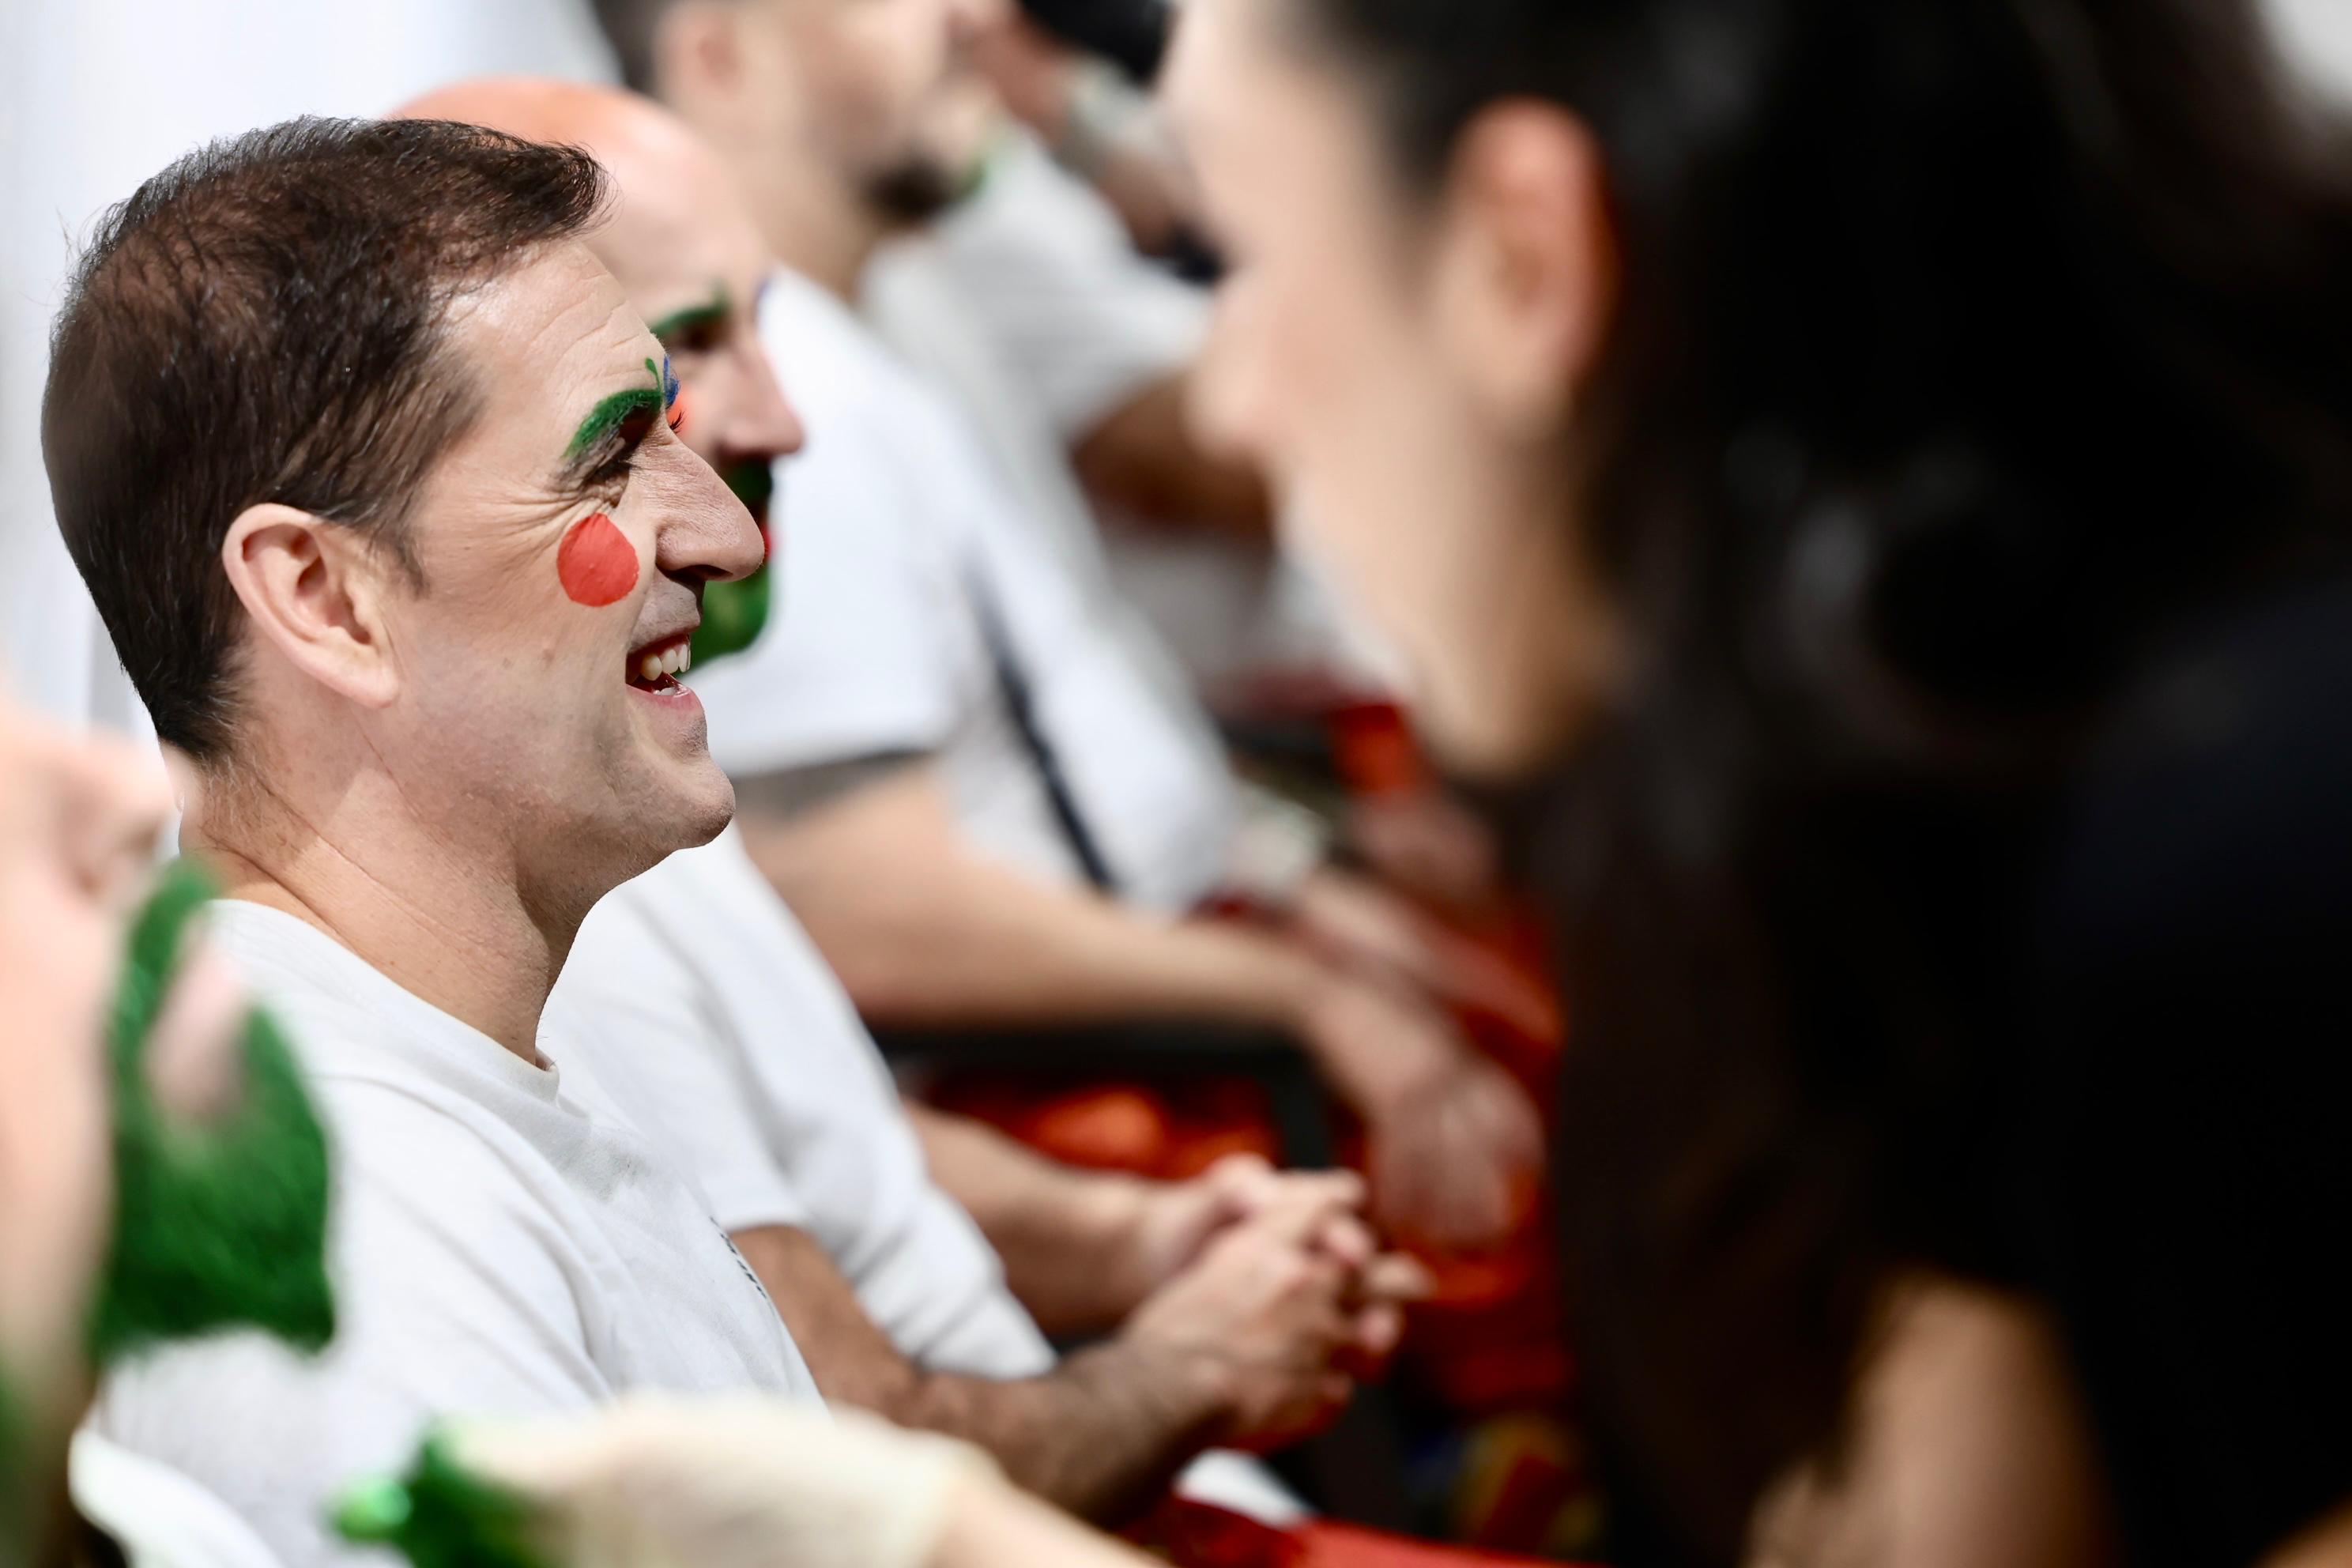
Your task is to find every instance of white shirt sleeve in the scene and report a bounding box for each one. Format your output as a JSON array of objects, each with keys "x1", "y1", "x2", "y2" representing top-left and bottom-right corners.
[
  {"x1": 924, "y1": 133, "x2": 1208, "y2": 443},
  {"x1": 89, "y1": 1083, "x2": 609, "y2": 1568},
  {"x1": 556, "y1": 887, "x2": 814, "y2": 1238},
  {"x1": 693, "y1": 281, "x2": 975, "y2": 782}
]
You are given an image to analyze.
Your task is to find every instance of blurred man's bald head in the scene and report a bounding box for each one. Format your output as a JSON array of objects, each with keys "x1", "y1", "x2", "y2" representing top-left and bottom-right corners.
[
  {"x1": 398, "y1": 75, "x2": 802, "y2": 654},
  {"x1": 396, "y1": 77, "x2": 744, "y2": 245},
  {"x1": 395, "y1": 79, "x2": 771, "y2": 325}
]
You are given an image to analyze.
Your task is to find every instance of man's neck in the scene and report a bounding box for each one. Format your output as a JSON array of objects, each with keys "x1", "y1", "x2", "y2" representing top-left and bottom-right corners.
[
  {"x1": 730, "y1": 146, "x2": 888, "y2": 301},
  {"x1": 185, "y1": 771, "x2": 572, "y2": 1065}
]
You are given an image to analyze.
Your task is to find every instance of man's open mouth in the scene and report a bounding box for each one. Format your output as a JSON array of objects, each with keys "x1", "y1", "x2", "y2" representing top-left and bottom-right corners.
[{"x1": 626, "y1": 631, "x2": 694, "y2": 693}]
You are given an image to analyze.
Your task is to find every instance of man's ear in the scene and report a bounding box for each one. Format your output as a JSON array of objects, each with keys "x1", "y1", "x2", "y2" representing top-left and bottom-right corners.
[
  {"x1": 219, "y1": 503, "x2": 401, "y2": 713},
  {"x1": 1430, "y1": 101, "x2": 1617, "y2": 440}
]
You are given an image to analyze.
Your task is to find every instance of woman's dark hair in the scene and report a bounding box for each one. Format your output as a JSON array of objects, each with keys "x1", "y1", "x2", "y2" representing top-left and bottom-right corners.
[{"x1": 1282, "y1": 0, "x2": 2352, "y2": 1559}]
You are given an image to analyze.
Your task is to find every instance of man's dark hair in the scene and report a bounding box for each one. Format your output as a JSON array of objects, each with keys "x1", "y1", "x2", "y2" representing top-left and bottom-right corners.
[
  {"x1": 592, "y1": 0, "x2": 679, "y2": 96},
  {"x1": 42, "y1": 116, "x2": 609, "y2": 762}
]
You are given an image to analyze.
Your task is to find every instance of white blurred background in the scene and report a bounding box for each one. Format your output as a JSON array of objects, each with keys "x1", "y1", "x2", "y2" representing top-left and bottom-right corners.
[{"x1": 3, "y1": 0, "x2": 2349, "y2": 732}]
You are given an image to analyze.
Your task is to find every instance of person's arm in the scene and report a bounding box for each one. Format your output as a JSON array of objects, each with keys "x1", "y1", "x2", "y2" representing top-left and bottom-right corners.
[
  {"x1": 1070, "y1": 371, "x2": 1272, "y2": 541},
  {"x1": 732, "y1": 1197, "x2": 1384, "y2": 1525},
  {"x1": 906, "y1": 1109, "x2": 1366, "y2": 1336},
  {"x1": 731, "y1": 1225, "x2": 1202, "y2": 1522},
  {"x1": 741, "y1": 763, "x2": 1544, "y2": 1248},
  {"x1": 1746, "y1": 1279, "x2": 2114, "y2": 1568},
  {"x1": 734, "y1": 761, "x2": 1321, "y2": 1032}
]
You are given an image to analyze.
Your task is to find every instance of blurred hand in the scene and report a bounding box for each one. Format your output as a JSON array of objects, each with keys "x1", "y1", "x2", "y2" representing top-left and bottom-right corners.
[
  {"x1": 1116, "y1": 1155, "x2": 1354, "y2": 1302},
  {"x1": 1292, "y1": 867, "x2": 1557, "y2": 1045},
  {"x1": 1345, "y1": 790, "x2": 1504, "y2": 914},
  {"x1": 1121, "y1": 1191, "x2": 1417, "y2": 1450},
  {"x1": 1368, "y1": 1054, "x2": 1544, "y2": 1253},
  {"x1": 1296, "y1": 975, "x2": 1545, "y2": 1251},
  {"x1": 1119, "y1": 1155, "x2": 1429, "y2": 1374},
  {"x1": 442, "y1": 1398, "x2": 1000, "y2": 1568}
]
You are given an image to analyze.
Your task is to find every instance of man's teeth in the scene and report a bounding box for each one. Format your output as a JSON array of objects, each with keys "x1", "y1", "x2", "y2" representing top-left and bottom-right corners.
[{"x1": 636, "y1": 643, "x2": 693, "y2": 684}]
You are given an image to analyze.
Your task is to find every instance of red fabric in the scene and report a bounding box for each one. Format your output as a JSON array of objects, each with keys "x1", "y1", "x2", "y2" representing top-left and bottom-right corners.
[
  {"x1": 926, "y1": 914, "x2": 1572, "y2": 1417},
  {"x1": 1139, "y1": 1498, "x2": 1602, "y2": 1568}
]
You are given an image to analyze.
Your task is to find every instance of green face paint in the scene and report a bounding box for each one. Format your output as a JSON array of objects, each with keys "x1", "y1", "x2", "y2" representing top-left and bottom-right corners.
[
  {"x1": 88, "y1": 861, "x2": 336, "y2": 1366},
  {"x1": 564, "y1": 386, "x2": 662, "y2": 466},
  {"x1": 334, "y1": 1430, "x2": 549, "y2": 1568},
  {"x1": 690, "y1": 458, "x2": 777, "y2": 666},
  {"x1": 562, "y1": 356, "x2": 673, "y2": 481},
  {"x1": 646, "y1": 285, "x2": 729, "y2": 349}
]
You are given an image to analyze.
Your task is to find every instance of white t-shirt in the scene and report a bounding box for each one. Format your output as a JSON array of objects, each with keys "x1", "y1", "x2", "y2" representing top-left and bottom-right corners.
[
  {"x1": 861, "y1": 134, "x2": 1360, "y2": 687},
  {"x1": 90, "y1": 900, "x2": 820, "y2": 1567},
  {"x1": 691, "y1": 269, "x2": 1236, "y2": 914},
  {"x1": 71, "y1": 1432, "x2": 283, "y2": 1568},
  {"x1": 551, "y1": 832, "x2": 1307, "y2": 1525},
  {"x1": 550, "y1": 828, "x2": 1056, "y2": 1380}
]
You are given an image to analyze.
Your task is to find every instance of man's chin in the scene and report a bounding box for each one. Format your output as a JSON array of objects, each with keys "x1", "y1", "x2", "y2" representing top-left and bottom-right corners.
[{"x1": 657, "y1": 756, "x2": 738, "y2": 855}]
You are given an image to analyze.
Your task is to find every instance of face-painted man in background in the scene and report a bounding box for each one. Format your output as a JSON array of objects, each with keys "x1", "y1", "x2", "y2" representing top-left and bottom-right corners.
[{"x1": 401, "y1": 80, "x2": 805, "y2": 672}]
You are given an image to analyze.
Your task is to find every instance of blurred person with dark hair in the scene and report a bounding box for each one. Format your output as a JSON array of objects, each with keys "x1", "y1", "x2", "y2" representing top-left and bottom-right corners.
[
  {"x1": 1161, "y1": 0, "x2": 2352, "y2": 1562},
  {"x1": 586, "y1": 0, "x2": 1551, "y2": 1255},
  {"x1": 42, "y1": 115, "x2": 824, "y2": 1566},
  {"x1": 397, "y1": 75, "x2": 1420, "y2": 1529}
]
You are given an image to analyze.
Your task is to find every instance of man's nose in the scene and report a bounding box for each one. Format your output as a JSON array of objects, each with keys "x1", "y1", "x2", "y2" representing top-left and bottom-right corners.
[
  {"x1": 734, "y1": 348, "x2": 805, "y2": 461},
  {"x1": 662, "y1": 460, "x2": 769, "y2": 584}
]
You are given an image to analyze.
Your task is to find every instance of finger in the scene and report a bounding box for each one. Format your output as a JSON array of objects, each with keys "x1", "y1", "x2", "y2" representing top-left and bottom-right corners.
[
  {"x1": 1360, "y1": 1251, "x2": 1436, "y2": 1303},
  {"x1": 1244, "y1": 1185, "x2": 1366, "y2": 1249},
  {"x1": 443, "y1": 1415, "x2": 620, "y2": 1503},
  {"x1": 1204, "y1": 1152, "x2": 1276, "y2": 1205},
  {"x1": 1312, "y1": 1210, "x2": 1378, "y2": 1271},
  {"x1": 1282, "y1": 1167, "x2": 1367, "y2": 1212},
  {"x1": 1340, "y1": 1302, "x2": 1406, "y2": 1374},
  {"x1": 1370, "y1": 1136, "x2": 1437, "y2": 1248}
]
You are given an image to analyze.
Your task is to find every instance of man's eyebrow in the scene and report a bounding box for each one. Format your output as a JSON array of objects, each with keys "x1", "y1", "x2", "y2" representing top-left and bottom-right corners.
[
  {"x1": 560, "y1": 386, "x2": 663, "y2": 483},
  {"x1": 559, "y1": 356, "x2": 669, "y2": 484},
  {"x1": 647, "y1": 284, "x2": 730, "y2": 342}
]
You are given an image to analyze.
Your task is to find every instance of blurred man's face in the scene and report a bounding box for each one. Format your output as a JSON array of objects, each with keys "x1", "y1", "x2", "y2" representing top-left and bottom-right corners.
[
  {"x1": 1, "y1": 693, "x2": 333, "y2": 1553},
  {"x1": 0, "y1": 695, "x2": 164, "y2": 1420},
  {"x1": 592, "y1": 149, "x2": 805, "y2": 662},
  {"x1": 742, "y1": 0, "x2": 1006, "y2": 221},
  {"x1": 368, "y1": 240, "x2": 764, "y2": 910}
]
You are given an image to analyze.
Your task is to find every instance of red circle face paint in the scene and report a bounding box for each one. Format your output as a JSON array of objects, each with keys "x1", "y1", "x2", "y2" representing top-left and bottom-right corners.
[{"x1": 557, "y1": 513, "x2": 639, "y2": 607}]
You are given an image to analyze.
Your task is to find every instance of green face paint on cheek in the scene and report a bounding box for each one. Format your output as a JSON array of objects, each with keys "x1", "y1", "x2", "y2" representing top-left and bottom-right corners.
[
  {"x1": 689, "y1": 459, "x2": 777, "y2": 665},
  {"x1": 89, "y1": 861, "x2": 336, "y2": 1367}
]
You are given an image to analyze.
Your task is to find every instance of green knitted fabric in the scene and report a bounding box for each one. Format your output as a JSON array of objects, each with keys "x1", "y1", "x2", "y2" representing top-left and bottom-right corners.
[
  {"x1": 334, "y1": 1432, "x2": 552, "y2": 1568},
  {"x1": 86, "y1": 860, "x2": 337, "y2": 1365}
]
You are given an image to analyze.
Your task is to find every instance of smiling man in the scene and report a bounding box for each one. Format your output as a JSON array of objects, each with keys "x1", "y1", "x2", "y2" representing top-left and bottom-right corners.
[
  {"x1": 40, "y1": 117, "x2": 815, "y2": 1566},
  {"x1": 394, "y1": 77, "x2": 1416, "y2": 1526}
]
